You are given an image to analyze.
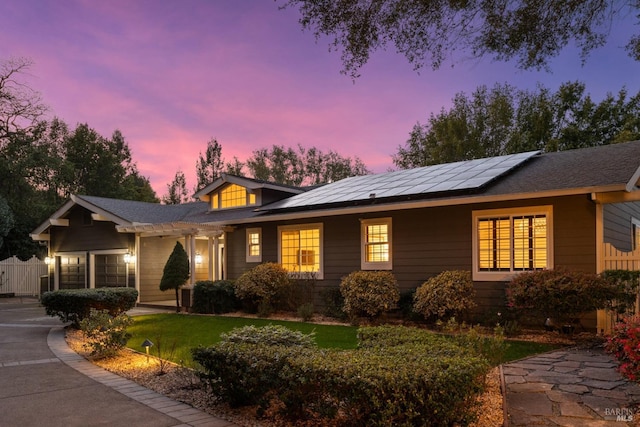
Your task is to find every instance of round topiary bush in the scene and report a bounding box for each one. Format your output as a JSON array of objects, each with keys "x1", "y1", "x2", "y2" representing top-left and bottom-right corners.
[
  {"x1": 234, "y1": 262, "x2": 292, "y2": 316},
  {"x1": 413, "y1": 270, "x2": 476, "y2": 321},
  {"x1": 339, "y1": 270, "x2": 400, "y2": 320}
]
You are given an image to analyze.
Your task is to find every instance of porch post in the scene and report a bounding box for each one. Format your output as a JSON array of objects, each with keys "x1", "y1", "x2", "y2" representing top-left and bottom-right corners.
[
  {"x1": 208, "y1": 237, "x2": 214, "y2": 281},
  {"x1": 134, "y1": 233, "x2": 140, "y2": 302},
  {"x1": 213, "y1": 236, "x2": 220, "y2": 280},
  {"x1": 189, "y1": 234, "x2": 196, "y2": 285}
]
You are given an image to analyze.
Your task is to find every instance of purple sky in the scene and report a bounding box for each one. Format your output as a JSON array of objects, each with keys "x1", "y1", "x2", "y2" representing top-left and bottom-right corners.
[{"x1": 2, "y1": 0, "x2": 639, "y2": 197}]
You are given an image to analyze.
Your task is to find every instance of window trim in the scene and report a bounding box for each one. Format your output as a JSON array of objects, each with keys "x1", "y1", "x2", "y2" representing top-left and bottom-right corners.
[
  {"x1": 632, "y1": 217, "x2": 640, "y2": 251},
  {"x1": 277, "y1": 223, "x2": 323, "y2": 279},
  {"x1": 472, "y1": 205, "x2": 553, "y2": 281},
  {"x1": 360, "y1": 217, "x2": 392, "y2": 270},
  {"x1": 246, "y1": 228, "x2": 262, "y2": 263}
]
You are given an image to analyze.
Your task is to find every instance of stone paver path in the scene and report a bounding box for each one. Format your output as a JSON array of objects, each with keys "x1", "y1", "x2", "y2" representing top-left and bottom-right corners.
[{"x1": 504, "y1": 346, "x2": 640, "y2": 426}]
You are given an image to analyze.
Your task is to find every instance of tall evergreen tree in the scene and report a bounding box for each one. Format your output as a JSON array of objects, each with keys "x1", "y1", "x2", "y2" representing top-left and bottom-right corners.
[{"x1": 159, "y1": 242, "x2": 190, "y2": 312}]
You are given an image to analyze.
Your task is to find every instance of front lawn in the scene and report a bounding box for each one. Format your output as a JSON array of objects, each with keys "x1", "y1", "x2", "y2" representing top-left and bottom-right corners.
[{"x1": 126, "y1": 313, "x2": 561, "y2": 364}]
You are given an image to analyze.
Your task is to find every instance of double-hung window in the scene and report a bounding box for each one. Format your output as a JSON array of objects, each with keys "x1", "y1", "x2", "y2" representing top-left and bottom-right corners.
[
  {"x1": 361, "y1": 218, "x2": 392, "y2": 270},
  {"x1": 246, "y1": 228, "x2": 262, "y2": 263},
  {"x1": 472, "y1": 206, "x2": 553, "y2": 281},
  {"x1": 278, "y1": 223, "x2": 323, "y2": 278}
]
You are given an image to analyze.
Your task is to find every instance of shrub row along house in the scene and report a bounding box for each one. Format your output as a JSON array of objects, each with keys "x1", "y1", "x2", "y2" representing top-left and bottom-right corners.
[{"x1": 32, "y1": 142, "x2": 640, "y2": 330}]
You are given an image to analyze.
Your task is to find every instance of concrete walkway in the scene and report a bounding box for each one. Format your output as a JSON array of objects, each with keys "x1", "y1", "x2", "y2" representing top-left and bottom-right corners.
[
  {"x1": 0, "y1": 297, "x2": 237, "y2": 427},
  {"x1": 504, "y1": 345, "x2": 640, "y2": 426}
]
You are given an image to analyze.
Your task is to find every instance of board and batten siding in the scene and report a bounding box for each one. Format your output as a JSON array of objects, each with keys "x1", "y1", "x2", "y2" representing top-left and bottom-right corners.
[
  {"x1": 226, "y1": 194, "x2": 598, "y2": 313},
  {"x1": 50, "y1": 206, "x2": 132, "y2": 253}
]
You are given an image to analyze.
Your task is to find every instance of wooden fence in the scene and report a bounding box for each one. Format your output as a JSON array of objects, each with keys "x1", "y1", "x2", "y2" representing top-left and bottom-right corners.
[
  {"x1": 598, "y1": 243, "x2": 640, "y2": 334},
  {"x1": 0, "y1": 256, "x2": 48, "y2": 296}
]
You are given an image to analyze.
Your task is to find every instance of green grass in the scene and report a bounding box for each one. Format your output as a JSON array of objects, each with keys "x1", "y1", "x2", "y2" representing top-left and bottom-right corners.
[
  {"x1": 127, "y1": 313, "x2": 358, "y2": 363},
  {"x1": 126, "y1": 313, "x2": 563, "y2": 365}
]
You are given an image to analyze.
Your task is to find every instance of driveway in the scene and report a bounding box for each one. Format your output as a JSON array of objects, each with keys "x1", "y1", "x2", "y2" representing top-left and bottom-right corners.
[{"x1": 0, "y1": 297, "x2": 235, "y2": 427}]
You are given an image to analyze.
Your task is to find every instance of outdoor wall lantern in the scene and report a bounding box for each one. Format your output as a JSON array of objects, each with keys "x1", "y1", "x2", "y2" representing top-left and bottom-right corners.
[
  {"x1": 195, "y1": 252, "x2": 203, "y2": 264},
  {"x1": 44, "y1": 256, "x2": 53, "y2": 265},
  {"x1": 124, "y1": 252, "x2": 135, "y2": 264},
  {"x1": 141, "y1": 339, "x2": 154, "y2": 362}
]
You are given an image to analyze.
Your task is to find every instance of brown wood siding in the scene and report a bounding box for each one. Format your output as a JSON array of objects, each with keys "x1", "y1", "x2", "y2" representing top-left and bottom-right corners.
[
  {"x1": 604, "y1": 202, "x2": 640, "y2": 251},
  {"x1": 138, "y1": 236, "x2": 181, "y2": 302},
  {"x1": 227, "y1": 195, "x2": 598, "y2": 315}
]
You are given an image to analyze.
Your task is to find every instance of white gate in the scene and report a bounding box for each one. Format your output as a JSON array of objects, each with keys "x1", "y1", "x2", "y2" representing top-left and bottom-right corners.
[
  {"x1": 0, "y1": 256, "x2": 48, "y2": 296},
  {"x1": 598, "y1": 243, "x2": 640, "y2": 334}
]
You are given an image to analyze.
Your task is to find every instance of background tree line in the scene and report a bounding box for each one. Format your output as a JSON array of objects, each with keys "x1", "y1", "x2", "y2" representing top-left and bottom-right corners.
[
  {"x1": 162, "y1": 140, "x2": 371, "y2": 204},
  {"x1": 393, "y1": 81, "x2": 640, "y2": 169}
]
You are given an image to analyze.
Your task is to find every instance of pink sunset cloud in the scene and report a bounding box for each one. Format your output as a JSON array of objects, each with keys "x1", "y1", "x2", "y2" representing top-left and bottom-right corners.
[{"x1": 1, "y1": 0, "x2": 638, "y2": 198}]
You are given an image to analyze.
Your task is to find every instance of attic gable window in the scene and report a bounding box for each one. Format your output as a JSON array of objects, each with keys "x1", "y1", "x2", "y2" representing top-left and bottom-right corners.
[
  {"x1": 210, "y1": 184, "x2": 256, "y2": 210},
  {"x1": 472, "y1": 206, "x2": 553, "y2": 281}
]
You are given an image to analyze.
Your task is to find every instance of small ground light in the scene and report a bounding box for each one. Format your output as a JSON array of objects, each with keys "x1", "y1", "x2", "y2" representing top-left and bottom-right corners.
[{"x1": 142, "y1": 339, "x2": 153, "y2": 362}]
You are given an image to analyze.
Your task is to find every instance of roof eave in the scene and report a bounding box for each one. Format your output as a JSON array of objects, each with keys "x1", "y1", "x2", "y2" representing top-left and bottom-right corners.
[
  {"x1": 224, "y1": 184, "x2": 627, "y2": 225},
  {"x1": 626, "y1": 164, "x2": 640, "y2": 192},
  {"x1": 71, "y1": 195, "x2": 131, "y2": 226}
]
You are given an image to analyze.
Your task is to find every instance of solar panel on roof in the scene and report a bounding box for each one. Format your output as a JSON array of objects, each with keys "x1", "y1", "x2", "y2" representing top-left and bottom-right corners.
[{"x1": 264, "y1": 151, "x2": 540, "y2": 211}]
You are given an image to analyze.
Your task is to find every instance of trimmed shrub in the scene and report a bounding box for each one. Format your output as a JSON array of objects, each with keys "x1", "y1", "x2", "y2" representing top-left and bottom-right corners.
[
  {"x1": 507, "y1": 267, "x2": 621, "y2": 325},
  {"x1": 79, "y1": 308, "x2": 133, "y2": 358},
  {"x1": 339, "y1": 270, "x2": 400, "y2": 320},
  {"x1": 413, "y1": 270, "x2": 476, "y2": 321},
  {"x1": 234, "y1": 263, "x2": 291, "y2": 316},
  {"x1": 192, "y1": 324, "x2": 489, "y2": 426},
  {"x1": 41, "y1": 287, "x2": 138, "y2": 327},
  {"x1": 605, "y1": 315, "x2": 640, "y2": 382},
  {"x1": 282, "y1": 271, "x2": 318, "y2": 313},
  {"x1": 320, "y1": 287, "x2": 347, "y2": 320},
  {"x1": 220, "y1": 324, "x2": 316, "y2": 348},
  {"x1": 601, "y1": 270, "x2": 640, "y2": 315},
  {"x1": 192, "y1": 280, "x2": 238, "y2": 314}
]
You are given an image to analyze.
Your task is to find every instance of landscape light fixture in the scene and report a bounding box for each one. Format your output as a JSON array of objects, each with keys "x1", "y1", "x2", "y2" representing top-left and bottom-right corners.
[{"x1": 141, "y1": 339, "x2": 154, "y2": 362}]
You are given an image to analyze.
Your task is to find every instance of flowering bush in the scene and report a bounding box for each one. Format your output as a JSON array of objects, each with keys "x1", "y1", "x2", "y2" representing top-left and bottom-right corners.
[
  {"x1": 605, "y1": 315, "x2": 640, "y2": 382},
  {"x1": 413, "y1": 271, "x2": 476, "y2": 321},
  {"x1": 340, "y1": 270, "x2": 400, "y2": 320}
]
